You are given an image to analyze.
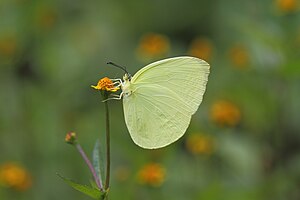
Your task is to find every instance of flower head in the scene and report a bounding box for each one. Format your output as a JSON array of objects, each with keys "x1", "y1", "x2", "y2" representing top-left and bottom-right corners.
[
  {"x1": 91, "y1": 77, "x2": 119, "y2": 92},
  {"x1": 36, "y1": 6, "x2": 56, "y2": 31},
  {"x1": 114, "y1": 166, "x2": 130, "y2": 182},
  {"x1": 211, "y1": 100, "x2": 241, "y2": 127},
  {"x1": 276, "y1": 0, "x2": 298, "y2": 12},
  {"x1": 186, "y1": 133, "x2": 215, "y2": 155},
  {"x1": 229, "y1": 44, "x2": 249, "y2": 69},
  {"x1": 137, "y1": 163, "x2": 166, "y2": 187},
  {"x1": 188, "y1": 37, "x2": 213, "y2": 61},
  {"x1": 0, "y1": 162, "x2": 32, "y2": 191},
  {"x1": 0, "y1": 36, "x2": 17, "y2": 58},
  {"x1": 136, "y1": 33, "x2": 170, "y2": 59},
  {"x1": 65, "y1": 132, "x2": 77, "y2": 145}
]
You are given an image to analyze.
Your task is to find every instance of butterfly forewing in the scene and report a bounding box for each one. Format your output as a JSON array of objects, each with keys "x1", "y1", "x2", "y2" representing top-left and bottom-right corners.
[{"x1": 132, "y1": 57, "x2": 209, "y2": 113}]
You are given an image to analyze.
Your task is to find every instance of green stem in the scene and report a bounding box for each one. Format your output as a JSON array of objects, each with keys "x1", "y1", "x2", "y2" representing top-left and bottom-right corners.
[{"x1": 104, "y1": 100, "x2": 110, "y2": 190}]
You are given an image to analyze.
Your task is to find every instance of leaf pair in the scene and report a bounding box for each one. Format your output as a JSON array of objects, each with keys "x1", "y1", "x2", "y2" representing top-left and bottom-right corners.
[
  {"x1": 57, "y1": 174, "x2": 107, "y2": 199},
  {"x1": 58, "y1": 140, "x2": 106, "y2": 199}
]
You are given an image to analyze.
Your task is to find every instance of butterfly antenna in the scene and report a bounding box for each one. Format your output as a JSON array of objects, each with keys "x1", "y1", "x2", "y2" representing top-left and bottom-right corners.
[
  {"x1": 107, "y1": 62, "x2": 128, "y2": 74},
  {"x1": 107, "y1": 62, "x2": 131, "y2": 80}
]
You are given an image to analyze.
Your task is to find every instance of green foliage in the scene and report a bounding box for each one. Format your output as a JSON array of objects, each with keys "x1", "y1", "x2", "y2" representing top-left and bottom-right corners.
[
  {"x1": 0, "y1": 0, "x2": 300, "y2": 199},
  {"x1": 57, "y1": 174, "x2": 106, "y2": 200}
]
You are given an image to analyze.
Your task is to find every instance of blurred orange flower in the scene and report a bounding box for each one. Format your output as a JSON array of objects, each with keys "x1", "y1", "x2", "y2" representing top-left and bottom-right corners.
[
  {"x1": 137, "y1": 163, "x2": 165, "y2": 187},
  {"x1": 188, "y1": 37, "x2": 213, "y2": 61},
  {"x1": 0, "y1": 163, "x2": 32, "y2": 191},
  {"x1": 137, "y1": 33, "x2": 170, "y2": 59},
  {"x1": 211, "y1": 100, "x2": 241, "y2": 127},
  {"x1": 276, "y1": 0, "x2": 298, "y2": 12},
  {"x1": 36, "y1": 6, "x2": 56, "y2": 31},
  {"x1": 115, "y1": 166, "x2": 130, "y2": 182},
  {"x1": 91, "y1": 77, "x2": 119, "y2": 92},
  {"x1": 186, "y1": 133, "x2": 214, "y2": 155},
  {"x1": 229, "y1": 44, "x2": 249, "y2": 69},
  {"x1": 0, "y1": 36, "x2": 17, "y2": 57}
]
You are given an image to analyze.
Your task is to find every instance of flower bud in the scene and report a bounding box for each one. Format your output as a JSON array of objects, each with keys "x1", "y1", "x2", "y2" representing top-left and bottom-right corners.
[{"x1": 65, "y1": 132, "x2": 77, "y2": 145}]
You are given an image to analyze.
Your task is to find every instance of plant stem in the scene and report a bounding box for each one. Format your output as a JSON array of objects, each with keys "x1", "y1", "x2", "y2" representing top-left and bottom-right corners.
[
  {"x1": 104, "y1": 101, "x2": 110, "y2": 190},
  {"x1": 76, "y1": 143, "x2": 103, "y2": 190}
]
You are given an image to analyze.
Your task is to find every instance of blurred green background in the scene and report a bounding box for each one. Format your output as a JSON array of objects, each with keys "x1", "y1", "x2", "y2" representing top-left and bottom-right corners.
[{"x1": 1, "y1": 0, "x2": 300, "y2": 199}]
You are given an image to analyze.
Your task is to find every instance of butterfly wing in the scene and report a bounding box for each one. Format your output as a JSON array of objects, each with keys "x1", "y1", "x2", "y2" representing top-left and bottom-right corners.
[{"x1": 123, "y1": 56, "x2": 210, "y2": 149}]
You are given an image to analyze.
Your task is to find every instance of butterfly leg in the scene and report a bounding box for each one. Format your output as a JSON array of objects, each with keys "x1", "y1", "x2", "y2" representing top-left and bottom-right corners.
[
  {"x1": 111, "y1": 79, "x2": 123, "y2": 87},
  {"x1": 101, "y1": 92, "x2": 123, "y2": 102},
  {"x1": 111, "y1": 78, "x2": 122, "y2": 82}
]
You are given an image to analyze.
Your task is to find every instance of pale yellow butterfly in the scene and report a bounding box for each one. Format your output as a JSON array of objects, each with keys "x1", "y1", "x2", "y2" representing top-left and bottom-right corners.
[{"x1": 112, "y1": 56, "x2": 209, "y2": 149}]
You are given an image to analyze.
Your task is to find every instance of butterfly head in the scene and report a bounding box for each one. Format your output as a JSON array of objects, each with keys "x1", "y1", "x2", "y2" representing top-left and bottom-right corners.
[{"x1": 123, "y1": 73, "x2": 132, "y2": 82}]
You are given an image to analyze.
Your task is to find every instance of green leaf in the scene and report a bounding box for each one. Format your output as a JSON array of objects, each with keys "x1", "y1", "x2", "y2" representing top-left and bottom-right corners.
[
  {"x1": 92, "y1": 139, "x2": 103, "y2": 183},
  {"x1": 89, "y1": 180, "x2": 99, "y2": 190},
  {"x1": 57, "y1": 173, "x2": 106, "y2": 199}
]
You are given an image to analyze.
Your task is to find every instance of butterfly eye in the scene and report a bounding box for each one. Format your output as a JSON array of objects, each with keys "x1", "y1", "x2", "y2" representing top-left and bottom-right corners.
[{"x1": 125, "y1": 73, "x2": 132, "y2": 81}]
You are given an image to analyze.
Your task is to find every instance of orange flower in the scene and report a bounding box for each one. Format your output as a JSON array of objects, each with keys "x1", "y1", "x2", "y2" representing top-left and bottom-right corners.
[
  {"x1": 36, "y1": 6, "x2": 56, "y2": 31},
  {"x1": 0, "y1": 163, "x2": 32, "y2": 191},
  {"x1": 211, "y1": 100, "x2": 241, "y2": 127},
  {"x1": 137, "y1": 163, "x2": 165, "y2": 187},
  {"x1": 91, "y1": 77, "x2": 119, "y2": 92},
  {"x1": 188, "y1": 37, "x2": 213, "y2": 61},
  {"x1": 137, "y1": 33, "x2": 170, "y2": 59},
  {"x1": 0, "y1": 36, "x2": 17, "y2": 57},
  {"x1": 276, "y1": 0, "x2": 298, "y2": 12},
  {"x1": 114, "y1": 166, "x2": 130, "y2": 182},
  {"x1": 229, "y1": 44, "x2": 249, "y2": 69},
  {"x1": 186, "y1": 133, "x2": 214, "y2": 155}
]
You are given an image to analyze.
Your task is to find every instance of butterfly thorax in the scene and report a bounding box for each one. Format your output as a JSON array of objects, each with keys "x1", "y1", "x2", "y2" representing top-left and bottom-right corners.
[{"x1": 122, "y1": 74, "x2": 133, "y2": 97}]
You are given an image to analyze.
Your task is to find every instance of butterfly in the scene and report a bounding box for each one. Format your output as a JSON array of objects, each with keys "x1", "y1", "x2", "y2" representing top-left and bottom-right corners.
[{"x1": 111, "y1": 56, "x2": 210, "y2": 149}]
